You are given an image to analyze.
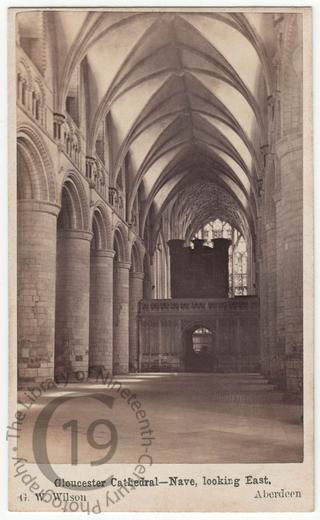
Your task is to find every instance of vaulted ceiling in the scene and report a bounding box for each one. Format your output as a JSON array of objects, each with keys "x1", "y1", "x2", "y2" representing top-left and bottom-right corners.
[{"x1": 48, "y1": 11, "x2": 276, "y2": 248}]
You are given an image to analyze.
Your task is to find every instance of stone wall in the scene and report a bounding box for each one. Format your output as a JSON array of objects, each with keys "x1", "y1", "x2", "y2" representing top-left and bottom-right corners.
[
  {"x1": 275, "y1": 134, "x2": 303, "y2": 394},
  {"x1": 258, "y1": 13, "x2": 303, "y2": 396},
  {"x1": 259, "y1": 137, "x2": 303, "y2": 396}
]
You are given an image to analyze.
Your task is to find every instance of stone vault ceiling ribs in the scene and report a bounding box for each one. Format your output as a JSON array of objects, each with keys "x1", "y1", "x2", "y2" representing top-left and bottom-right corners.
[{"x1": 50, "y1": 10, "x2": 272, "y2": 247}]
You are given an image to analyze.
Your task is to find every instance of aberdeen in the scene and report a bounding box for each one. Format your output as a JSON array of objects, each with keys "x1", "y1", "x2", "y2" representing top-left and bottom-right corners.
[{"x1": 255, "y1": 489, "x2": 302, "y2": 499}]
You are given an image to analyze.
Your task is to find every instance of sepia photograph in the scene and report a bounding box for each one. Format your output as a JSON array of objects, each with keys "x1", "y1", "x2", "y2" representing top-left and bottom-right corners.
[{"x1": 8, "y1": 5, "x2": 313, "y2": 513}]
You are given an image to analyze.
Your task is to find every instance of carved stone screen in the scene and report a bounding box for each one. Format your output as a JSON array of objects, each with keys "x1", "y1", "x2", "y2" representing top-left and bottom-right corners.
[{"x1": 139, "y1": 297, "x2": 260, "y2": 373}]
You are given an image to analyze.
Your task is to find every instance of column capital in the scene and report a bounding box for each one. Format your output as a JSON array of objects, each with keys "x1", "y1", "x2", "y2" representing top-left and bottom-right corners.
[
  {"x1": 58, "y1": 229, "x2": 93, "y2": 242},
  {"x1": 129, "y1": 271, "x2": 144, "y2": 280},
  {"x1": 18, "y1": 199, "x2": 60, "y2": 217},
  {"x1": 115, "y1": 261, "x2": 131, "y2": 270},
  {"x1": 92, "y1": 249, "x2": 115, "y2": 259}
]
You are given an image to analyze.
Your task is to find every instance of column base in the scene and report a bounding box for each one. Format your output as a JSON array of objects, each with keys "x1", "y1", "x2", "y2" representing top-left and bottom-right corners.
[
  {"x1": 54, "y1": 367, "x2": 89, "y2": 383},
  {"x1": 285, "y1": 354, "x2": 303, "y2": 398},
  {"x1": 18, "y1": 365, "x2": 55, "y2": 387},
  {"x1": 88, "y1": 365, "x2": 112, "y2": 380},
  {"x1": 113, "y1": 365, "x2": 129, "y2": 376}
]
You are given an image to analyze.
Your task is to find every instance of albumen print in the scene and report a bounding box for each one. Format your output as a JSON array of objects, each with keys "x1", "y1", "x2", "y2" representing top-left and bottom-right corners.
[{"x1": 8, "y1": 6, "x2": 313, "y2": 512}]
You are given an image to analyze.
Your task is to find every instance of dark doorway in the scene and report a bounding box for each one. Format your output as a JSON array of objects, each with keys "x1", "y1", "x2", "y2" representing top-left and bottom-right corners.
[{"x1": 184, "y1": 326, "x2": 216, "y2": 372}]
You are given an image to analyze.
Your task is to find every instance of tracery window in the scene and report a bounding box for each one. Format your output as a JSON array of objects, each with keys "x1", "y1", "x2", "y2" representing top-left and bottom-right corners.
[{"x1": 193, "y1": 219, "x2": 248, "y2": 297}]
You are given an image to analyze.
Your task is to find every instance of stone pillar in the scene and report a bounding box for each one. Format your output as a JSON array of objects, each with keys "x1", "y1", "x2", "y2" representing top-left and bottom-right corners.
[
  {"x1": 113, "y1": 261, "x2": 131, "y2": 374},
  {"x1": 275, "y1": 134, "x2": 303, "y2": 395},
  {"x1": 55, "y1": 229, "x2": 92, "y2": 381},
  {"x1": 129, "y1": 272, "x2": 144, "y2": 372},
  {"x1": 17, "y1": 200, "x2": 60, "y2": 384},
  {"x1": 89, "y1": 249, "x2": 115, "y2": 377},
  {"x1": 260, "y1": 152, "x2": 278, "y2": 383}
]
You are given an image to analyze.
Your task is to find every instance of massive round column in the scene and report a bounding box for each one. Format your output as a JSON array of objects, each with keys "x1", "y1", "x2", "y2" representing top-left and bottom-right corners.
[
  {"x1": 54, "y1": 175, "x2": 91, "y2": 382},
  {"x1": 89, "y1": 249, "x2": 115, "y2": 376},
  {"x1": 275, "y1": 133, "x2": 303, "y2": 394},
  {"x1": 55, "y1": 229, "x2": 92, "y2": 380},
  {"x1": 17, "y1": 200, "x2": 59, "y2": 383}
]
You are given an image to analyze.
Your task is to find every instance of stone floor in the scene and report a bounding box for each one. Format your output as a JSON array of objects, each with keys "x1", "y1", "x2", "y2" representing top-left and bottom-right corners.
[{"x1": 17, "y1": 373, "x2": 303, "y2": 464}]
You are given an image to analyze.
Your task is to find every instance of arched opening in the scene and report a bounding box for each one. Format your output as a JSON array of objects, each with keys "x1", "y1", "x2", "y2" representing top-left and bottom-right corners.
[
  {"x1": 17, "y1": 136, "x2": 58, "y2": 384},
  {"x1": 54, "y1": 179, "x2": 91, "y2": 381},
  {"x1": 88, "y1": 209, "x2": 113, "y2": 377},
  {"x1": 184, "y1": 325, "x2": 216, "y2": 372},
  {"x1": 17, "y1": 130, "x2": 56, "y2": 202}
]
